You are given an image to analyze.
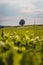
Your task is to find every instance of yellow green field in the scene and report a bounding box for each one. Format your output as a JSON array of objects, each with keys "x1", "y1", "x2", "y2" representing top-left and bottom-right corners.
[{"x1": 0, "y1": 25, "x2": 43, "y2": 65}]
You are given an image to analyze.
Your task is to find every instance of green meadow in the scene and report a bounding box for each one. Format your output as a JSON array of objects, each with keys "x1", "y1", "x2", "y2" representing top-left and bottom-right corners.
[{"x1": 0, "y1": 25, "x2": 43, "y2": 65}]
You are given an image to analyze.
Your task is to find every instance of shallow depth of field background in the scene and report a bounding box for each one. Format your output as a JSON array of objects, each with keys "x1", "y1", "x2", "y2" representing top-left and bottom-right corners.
[{"x1": 0, "y1": 25, "x2": 43, "y2": 65}]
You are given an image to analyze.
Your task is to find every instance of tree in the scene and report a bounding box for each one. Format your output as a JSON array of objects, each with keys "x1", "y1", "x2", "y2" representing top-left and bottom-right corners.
[{"x1": 19, "y1": 19, "x2": 25, "y2": 26}]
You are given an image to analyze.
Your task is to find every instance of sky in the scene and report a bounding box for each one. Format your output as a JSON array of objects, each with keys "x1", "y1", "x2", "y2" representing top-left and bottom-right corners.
[{"x1": 0, "y1": 0, "x2": 43, "y2": 26}]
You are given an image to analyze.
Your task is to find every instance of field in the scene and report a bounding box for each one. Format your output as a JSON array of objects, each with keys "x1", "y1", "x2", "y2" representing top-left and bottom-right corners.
[{"x1": 0, "y1": 25, "x2": 43, "y2": 65}]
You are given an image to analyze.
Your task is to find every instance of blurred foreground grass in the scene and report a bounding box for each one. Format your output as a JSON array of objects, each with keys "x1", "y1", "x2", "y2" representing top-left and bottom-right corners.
[{"x1": 0, "y1": 25, "x2": 43, "y2": 65}]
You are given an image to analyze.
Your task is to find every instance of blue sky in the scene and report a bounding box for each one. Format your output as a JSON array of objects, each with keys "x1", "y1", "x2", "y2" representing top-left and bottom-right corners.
[{"x1": 0, "y1": 0, "x2": 43, "y2": 26}]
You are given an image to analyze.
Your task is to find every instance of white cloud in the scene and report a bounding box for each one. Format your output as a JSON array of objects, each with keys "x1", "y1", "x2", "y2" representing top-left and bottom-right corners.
[
  {"x1": 0, "y1": 0, "x2": 43, "y2": 17},
  {"x1": 0, "y1": 0, "x2": 43, "y2": 25},
  {"x1": 0, "y1": 0, "x2": 43, "y2": 14}
]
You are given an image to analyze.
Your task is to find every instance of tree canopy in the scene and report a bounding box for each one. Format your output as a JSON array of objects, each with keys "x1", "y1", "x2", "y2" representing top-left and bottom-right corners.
[{"x1": 19, "y1": 19, "x2": 25, "y2": 26}]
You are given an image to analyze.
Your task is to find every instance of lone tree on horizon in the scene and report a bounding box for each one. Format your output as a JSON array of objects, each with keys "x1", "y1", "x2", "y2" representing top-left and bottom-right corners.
[{"x1": 19, "y1": 19, "x2": 25, "y2": 26}]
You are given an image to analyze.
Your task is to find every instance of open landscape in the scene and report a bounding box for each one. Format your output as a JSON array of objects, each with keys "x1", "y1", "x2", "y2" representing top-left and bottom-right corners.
[
  {"x1": 0, "y1": 0, "x2": 43, "y2": 65},
  {"x1": 0, "y1": 25, "x2": 43, "y2": 65}
]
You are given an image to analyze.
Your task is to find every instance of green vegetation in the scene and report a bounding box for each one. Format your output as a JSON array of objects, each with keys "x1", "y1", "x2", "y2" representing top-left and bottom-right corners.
[{"x1": 0, "y1": 25, "x2": 43, "y2": 65}]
